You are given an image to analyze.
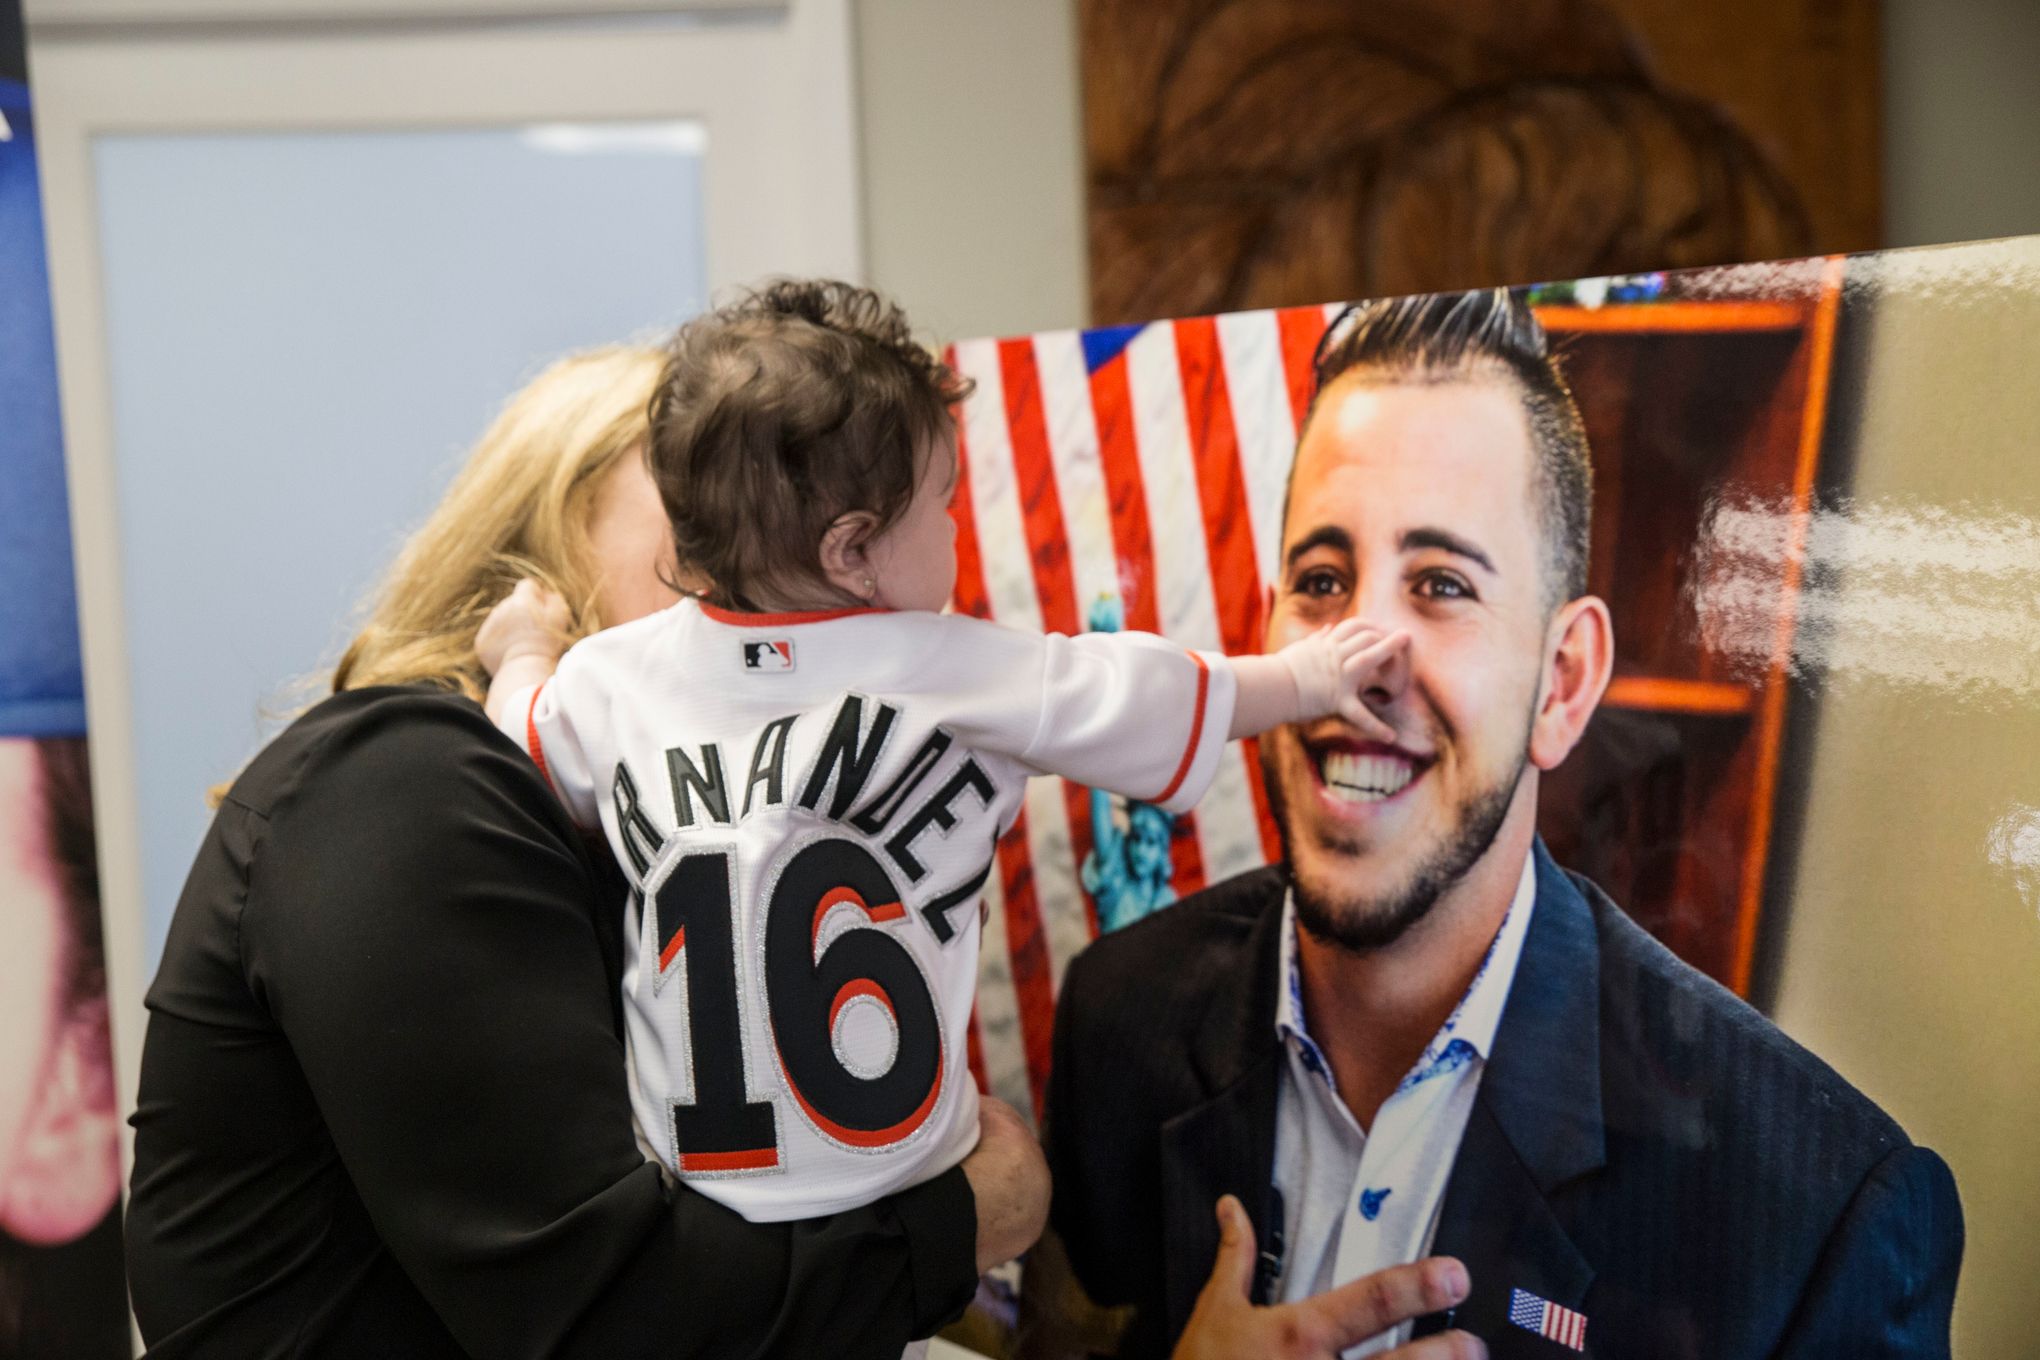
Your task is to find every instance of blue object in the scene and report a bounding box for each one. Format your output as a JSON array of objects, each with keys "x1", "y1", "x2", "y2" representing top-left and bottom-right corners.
[
  {"x1": 0, "y1": 78, "x2": 87, "y2": 737},
  {"x1": 1397, "y1": 1036, "x2": 1481, "y2": 1095},
  {"x1": 1359, "y1": 1187, "x2": 1392, "y2": 1221},
  {"x1": 1080, "y1": 322, "x2": 1144, "y2": 375},
  {"x1": 1077, "y1": 591, "x2": 1179, "y2": 930}
]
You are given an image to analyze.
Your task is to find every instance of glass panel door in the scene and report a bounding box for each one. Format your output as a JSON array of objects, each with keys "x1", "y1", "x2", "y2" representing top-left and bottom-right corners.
[{"x1": 94, "y1": 120, "x2": 708, "y2": 965}]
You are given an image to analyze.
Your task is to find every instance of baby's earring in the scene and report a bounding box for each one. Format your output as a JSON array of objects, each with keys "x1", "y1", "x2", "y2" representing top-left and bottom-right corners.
[{"x1": 862, "y1": 576, "x2": 877, "y2": 601}]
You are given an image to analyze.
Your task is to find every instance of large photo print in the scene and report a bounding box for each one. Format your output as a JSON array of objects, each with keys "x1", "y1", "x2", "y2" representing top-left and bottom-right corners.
[{"x1": 949, "y1": 237, "x2": 2038, "y2": 1357}]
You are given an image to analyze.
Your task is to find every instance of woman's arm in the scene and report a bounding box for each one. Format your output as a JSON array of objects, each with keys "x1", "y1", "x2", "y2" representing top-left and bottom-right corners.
[{"x1": 245, "y1": 694, "x2": 981, "y2": 1359}]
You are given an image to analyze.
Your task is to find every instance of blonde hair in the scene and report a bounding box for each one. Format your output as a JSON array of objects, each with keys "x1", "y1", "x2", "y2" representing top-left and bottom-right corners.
[{"x1": 332, "y1": 345, "x2": 666, "y2": 701}]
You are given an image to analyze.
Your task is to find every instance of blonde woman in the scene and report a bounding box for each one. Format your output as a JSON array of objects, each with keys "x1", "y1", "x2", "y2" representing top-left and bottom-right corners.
[{"x1": 123, "y1": 347, "x2": 1048, "y2": 1358}]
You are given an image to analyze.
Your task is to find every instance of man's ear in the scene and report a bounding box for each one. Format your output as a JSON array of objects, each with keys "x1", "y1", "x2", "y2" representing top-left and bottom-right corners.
[
  {"x1": 818, "y1": 511, "x2": 881, "y2": 603},
  {"x1": 1530, "y1": 595, "x2": 1614, "y2": 772},
  {"x1": 0, "y1": 996, "x2": 121, "y2": 1245}
]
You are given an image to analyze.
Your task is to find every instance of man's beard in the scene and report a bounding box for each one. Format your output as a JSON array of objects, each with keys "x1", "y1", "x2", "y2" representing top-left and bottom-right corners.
[{"x1": 1263, "y1": 737, "x2": 1527, "y2": 954}]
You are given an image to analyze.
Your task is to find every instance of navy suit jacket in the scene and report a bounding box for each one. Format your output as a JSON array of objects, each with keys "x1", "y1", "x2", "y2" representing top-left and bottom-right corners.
[{"x1": 1045, "y1": 843, "x2": 1962, "y2": 1359}]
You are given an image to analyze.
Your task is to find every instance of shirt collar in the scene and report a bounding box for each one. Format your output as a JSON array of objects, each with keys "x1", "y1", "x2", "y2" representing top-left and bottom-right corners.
[
  {"x1": 1276, "y1": 852, "x2": 1539, "y2": 1091},
  {"x1": 694, "y1": 599, "x2": 890, "y2": 627}
]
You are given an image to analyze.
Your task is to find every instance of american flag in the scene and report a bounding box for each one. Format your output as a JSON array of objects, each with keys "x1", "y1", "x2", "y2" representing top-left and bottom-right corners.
[
  {"x1": 944, "y1": 303, "x2": 1344, "y2": 1124},
  {"x1": 1510, "y1": 1287, "x2": 1589, "y2": 1351}
]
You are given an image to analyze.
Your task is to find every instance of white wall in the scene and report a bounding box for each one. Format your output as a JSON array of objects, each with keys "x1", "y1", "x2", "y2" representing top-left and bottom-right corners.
[
  {"x1": 854, "y1": 0, "x2": 1087, "y2": 342},
  {"x1": 1884, "y1": 0, "x2": 2040, "y2": 248}
]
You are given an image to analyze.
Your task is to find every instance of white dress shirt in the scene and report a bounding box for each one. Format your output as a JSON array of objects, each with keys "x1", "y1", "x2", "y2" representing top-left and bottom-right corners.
[{"x1": 1270, "y1": 854, "x2": 1538, "y2": 1357}]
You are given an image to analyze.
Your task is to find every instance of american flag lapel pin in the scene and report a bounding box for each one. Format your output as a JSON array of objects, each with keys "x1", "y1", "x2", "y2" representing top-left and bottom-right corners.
[{"x1": 1508, "y1": 1288, "x2": 1587, "y2": 1352}]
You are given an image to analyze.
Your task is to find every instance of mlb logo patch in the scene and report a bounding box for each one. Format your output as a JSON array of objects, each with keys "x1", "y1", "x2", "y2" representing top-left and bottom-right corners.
[{"x1": 742, "y1": 639, "x2": 794, "y2": 672}]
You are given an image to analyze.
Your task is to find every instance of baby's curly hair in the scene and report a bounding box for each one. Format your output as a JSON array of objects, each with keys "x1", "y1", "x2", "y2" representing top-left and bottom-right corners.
[{"x1": 648, "y1": 279, "x2": 974, "y2": 610}]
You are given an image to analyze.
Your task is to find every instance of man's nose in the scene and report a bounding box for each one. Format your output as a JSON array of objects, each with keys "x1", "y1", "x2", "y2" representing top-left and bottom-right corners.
[
  {"x1": 1362, "y1": 632, "x2": 1411, "y2": 709},
  {"x1": 1342, "y1": 580, "x2": 1413, "y2": 708}
]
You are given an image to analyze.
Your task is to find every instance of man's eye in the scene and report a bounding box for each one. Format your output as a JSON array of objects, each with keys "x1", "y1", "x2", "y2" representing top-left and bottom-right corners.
[
  {"x1": 1293, "y1": 568, "x2": 1345, "y2": 598},
  {"x1": 1415, "y1": 571, "x2": 1473, "y2": 601}
]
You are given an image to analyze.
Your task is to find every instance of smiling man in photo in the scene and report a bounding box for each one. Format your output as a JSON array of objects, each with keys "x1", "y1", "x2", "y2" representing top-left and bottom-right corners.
[{"x1": 1042, "y1": 290, "x2": 1963, "y2": 1359}]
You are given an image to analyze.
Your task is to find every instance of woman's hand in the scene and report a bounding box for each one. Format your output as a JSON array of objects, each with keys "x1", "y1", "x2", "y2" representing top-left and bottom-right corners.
[
  {"x1": 962, "y1": 1097, "x2": 1051, "y2": 1274},
  {"x1": 476, "y1": 579, "x2": 572, "y2": 677}
]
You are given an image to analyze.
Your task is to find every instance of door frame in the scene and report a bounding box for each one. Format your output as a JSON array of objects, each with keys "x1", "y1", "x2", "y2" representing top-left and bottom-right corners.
[{"x1": 27, "y1": 0, "x2": 862, "y2": 1171}]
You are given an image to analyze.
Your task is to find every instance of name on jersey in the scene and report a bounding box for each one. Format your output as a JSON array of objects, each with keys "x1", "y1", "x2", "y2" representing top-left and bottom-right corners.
[{"x1": 609, "y1": 692, "x2": 996, "y2": 944}]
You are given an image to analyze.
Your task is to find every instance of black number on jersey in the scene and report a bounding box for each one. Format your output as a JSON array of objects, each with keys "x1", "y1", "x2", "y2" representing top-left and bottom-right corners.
[
  {"x1": 764, "y1": 840, "x2": 944, "y2": 1148},
  {"x1": 656, "y1": 852, "x2": 780, "y2": 1172},
  {"x1": 654, "y1": 837, "x2": 943, "y2": 1173}
]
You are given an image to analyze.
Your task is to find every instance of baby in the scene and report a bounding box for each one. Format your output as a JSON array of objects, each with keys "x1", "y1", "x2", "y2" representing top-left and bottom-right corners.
[{"x1": 477, "y1": 281, "x2": 1405, "y2": 1237}]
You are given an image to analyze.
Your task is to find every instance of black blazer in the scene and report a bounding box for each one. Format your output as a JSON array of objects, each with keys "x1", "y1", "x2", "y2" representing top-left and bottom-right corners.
[
  {"x1": 127, "y1": 688, "x2": 975, "y2": 1359},
  {"x1": 1045, "y1": 843, "x2": 1962, "y2": 1359}
]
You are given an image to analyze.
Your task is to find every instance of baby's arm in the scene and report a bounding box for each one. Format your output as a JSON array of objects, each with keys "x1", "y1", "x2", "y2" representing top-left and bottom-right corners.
[
  {"x1": 1228, "y1": 620, "x2": 1407, "y2": 743},
  {"x1": 477, "y1": 579, "x2": 572, "y2": 733},
  {"x1": 982, "y1": 614, "x2": 1409, "y2": 818}
]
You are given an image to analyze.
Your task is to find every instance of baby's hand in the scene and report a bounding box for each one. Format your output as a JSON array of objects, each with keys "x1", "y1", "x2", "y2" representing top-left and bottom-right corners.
[
  {"x1": 476, "y1": 579, "x2": 572, "y2": 677},
  {"x1": 1280, "y1": 619, "x2": 1407, "y2": 743}
]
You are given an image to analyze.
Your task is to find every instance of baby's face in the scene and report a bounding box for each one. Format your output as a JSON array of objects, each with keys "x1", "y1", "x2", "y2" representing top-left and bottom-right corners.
[{"x1": 865, "y1": 432, "x2": 960, "y2": 613}]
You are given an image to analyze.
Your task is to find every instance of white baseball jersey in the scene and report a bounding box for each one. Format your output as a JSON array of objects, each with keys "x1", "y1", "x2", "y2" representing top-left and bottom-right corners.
[{"x1": 503, "y1": 598, "x2": 1238, "y2": 1223}]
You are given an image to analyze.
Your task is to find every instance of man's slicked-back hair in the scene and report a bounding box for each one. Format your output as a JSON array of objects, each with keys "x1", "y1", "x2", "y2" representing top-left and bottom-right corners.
[{"x1": 1304, "y1": 288, "x2": 1593, "y2": 607}]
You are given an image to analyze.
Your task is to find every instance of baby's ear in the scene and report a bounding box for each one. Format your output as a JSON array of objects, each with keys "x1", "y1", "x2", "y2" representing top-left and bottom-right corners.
[
  {"x1": 0, "y1": 996, "x2": 121, "y2": 1245},
  {"x1": 819, "y1": 511, "x2": 881, "y2": 599}
]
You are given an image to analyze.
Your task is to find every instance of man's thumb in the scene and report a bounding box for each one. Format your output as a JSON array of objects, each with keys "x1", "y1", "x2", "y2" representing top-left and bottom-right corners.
[{"x1": 1209, "y1": 1195, "x2": 1257, "y2": 1298}]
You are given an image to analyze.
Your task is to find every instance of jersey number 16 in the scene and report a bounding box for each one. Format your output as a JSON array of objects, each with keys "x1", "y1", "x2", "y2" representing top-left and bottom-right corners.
[{"x1": 652, "y1": 837, "x2": 943, "y2": 1174}]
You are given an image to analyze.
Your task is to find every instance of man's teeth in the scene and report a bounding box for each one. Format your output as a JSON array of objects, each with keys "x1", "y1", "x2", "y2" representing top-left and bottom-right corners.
[{"x1": 1322, "y1": 751, "x2": 1414, "y2": 802}]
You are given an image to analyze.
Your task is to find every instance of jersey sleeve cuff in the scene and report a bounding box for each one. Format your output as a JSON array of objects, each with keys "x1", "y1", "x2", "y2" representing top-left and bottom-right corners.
[
  {"x1": 522, "y1": 675, "x2": 601, "y2": 831},
  {"x1": 1151, "y1": 648, "x2": 1237, "y2": 816}
]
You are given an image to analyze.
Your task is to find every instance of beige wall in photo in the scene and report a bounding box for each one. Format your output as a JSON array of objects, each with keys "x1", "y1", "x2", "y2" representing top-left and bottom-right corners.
[{"x1": 1769, "y1": 236, "x2": 2040, "y2": 1357}]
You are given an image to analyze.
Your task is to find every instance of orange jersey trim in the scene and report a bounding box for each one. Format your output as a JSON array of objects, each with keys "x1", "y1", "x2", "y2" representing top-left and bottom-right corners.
[
  {"x1": 678, "y1": 1147, "x2": 780, "y2": 1173},
  {"x1": 698, "y1": 601, "x2": 888, "y2": 627},
  {"x1": 525, "y1": 684, "x2": 559, "y2": 797},
  {"x1": 1152, "y1": 651, "x2": 1211, "y2": 806}
]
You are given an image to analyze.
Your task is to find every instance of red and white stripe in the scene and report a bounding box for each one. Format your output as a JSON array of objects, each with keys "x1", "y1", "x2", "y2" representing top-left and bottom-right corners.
[
  {"x1": 969, "y1": 869, "x2": 1030, "y2": 1119},
  {"x1": 1539, "y1": 1298, "x2": 1589, "y2": 1350},
  {"x1": 950, "y1": 339, "x2": 1059, "y2": 1124},
  {"x1": 1214, "y1": 308, "x2": 1298, "y2": 586},
  {"x1": 1122, "y1": 320, "x2": 1268, "y2": 882},
  {"x1": 945, "y1": 306, "x2": 1343, "y2": 1123}
]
